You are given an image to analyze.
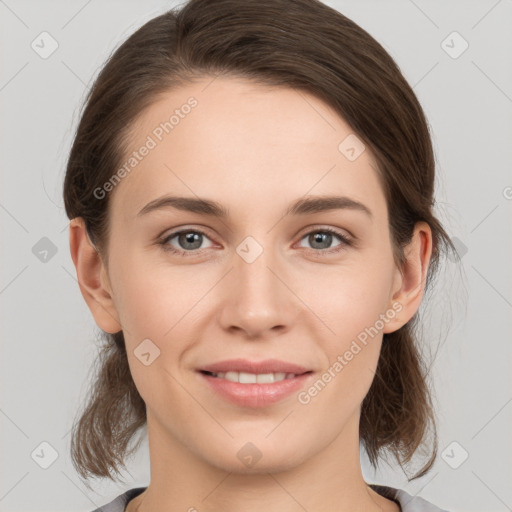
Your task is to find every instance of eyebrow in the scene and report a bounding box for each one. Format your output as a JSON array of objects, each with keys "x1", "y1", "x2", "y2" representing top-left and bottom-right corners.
[{"x1": 137, "y1": 194, "x2": 373, "y2": 220}]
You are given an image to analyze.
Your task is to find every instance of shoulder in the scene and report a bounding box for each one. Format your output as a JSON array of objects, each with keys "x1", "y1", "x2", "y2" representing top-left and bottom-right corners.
[
  {"x1": 93, "y1": 484, "x2": 450, "y2": 512},
  {"x1": 370, "y1": 484, "x2": 450, "y2": 512},
  {"x1": 90, "y1": 487, "x2": 147, "y2": 512}
]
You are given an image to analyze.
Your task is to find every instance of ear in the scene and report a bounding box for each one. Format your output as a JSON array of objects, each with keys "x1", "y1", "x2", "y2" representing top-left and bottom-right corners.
[
  {"x1": 383, "y1": 221, "x2": 433, "y2": 334},
  {"x1": 68, "y1": 217, "x2": 122, "y2": 334}
]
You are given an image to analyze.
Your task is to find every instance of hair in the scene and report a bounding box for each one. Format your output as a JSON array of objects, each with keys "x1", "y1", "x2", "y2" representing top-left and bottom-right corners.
[{"x1": 63, "y1": 0, "x2": 459, "y2": 485}]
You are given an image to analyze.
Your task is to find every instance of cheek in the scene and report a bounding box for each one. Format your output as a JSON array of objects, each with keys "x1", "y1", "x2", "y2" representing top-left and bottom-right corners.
[
  {"x1": 297, "y1": 272, "x2": 388, "y2": 422},
  {"x1": 304, "y1": 261, "x2": 394, "y2": 343},
  {"x1": 109, "y1": 248, "x2": 195, "y2": 339},
  {"x1": 109, "y1": 251, "x2": 207, "y2": 387},
  {"x1": 300, "y1": 258, "x2": 394, "y2": 403}
]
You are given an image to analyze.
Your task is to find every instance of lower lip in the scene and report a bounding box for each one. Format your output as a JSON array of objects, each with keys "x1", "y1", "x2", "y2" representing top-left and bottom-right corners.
[{"x1": 199, "y1": 372, "x2": 313, "y2": 407}]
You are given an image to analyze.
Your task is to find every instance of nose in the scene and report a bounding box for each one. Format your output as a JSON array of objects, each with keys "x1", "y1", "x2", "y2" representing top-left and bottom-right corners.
[{"x1": 217, "y1": 241, "x2": 300, "y2": 339}]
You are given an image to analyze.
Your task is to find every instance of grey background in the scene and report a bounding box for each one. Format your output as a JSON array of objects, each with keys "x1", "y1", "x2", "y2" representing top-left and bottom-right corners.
[{"x1": 1, "y1": 0, "x2": 511, "y2": 511}]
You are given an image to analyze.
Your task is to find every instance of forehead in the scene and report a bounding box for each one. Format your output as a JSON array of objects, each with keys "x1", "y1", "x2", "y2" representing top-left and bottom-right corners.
[{"x1": 110, "y1": 76, "x2": 386, "y2": 223}]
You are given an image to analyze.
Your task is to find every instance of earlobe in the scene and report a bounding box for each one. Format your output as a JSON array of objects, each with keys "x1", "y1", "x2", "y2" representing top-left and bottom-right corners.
[
  {"x1": 69, "y1": 218, "x2": 122, "y2": 334},
  {"x1": 383, "y1": 222, "x2": 433, "y2": 334}
]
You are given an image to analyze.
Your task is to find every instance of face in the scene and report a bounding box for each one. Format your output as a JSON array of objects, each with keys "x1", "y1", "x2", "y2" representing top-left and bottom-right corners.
[{"x1": 86, "y1": 76, "x2": 414, "y2": 473}]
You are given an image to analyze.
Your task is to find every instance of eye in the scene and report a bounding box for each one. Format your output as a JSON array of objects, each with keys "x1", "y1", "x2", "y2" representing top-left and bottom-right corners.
[
  {"x1": 159, "y1": 229, "x2": 214, "y2": 256},
  {"x1": 297, "y1": 227, "x2": 352, "y2": 255},
  {"x1": 158, "y1": 226, "x2": 352, "y2": 258}
]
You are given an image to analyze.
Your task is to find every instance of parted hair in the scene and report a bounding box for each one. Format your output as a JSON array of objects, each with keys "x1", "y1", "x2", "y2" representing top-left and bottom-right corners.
[{"x1": 63, "y1": 0, "x2": 458, "y2": 484}]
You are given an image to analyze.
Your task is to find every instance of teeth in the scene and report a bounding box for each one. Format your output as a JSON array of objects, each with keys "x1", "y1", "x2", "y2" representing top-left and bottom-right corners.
[
  {"x1": 239, "y1": 372, "x2": 257, "y2": 383},
  {"x1": 212, "y1": 371, "x2": 295, "y2": 383},
  {"x1": 255, "y1": 373, "x2": 277, "y2": 384}
]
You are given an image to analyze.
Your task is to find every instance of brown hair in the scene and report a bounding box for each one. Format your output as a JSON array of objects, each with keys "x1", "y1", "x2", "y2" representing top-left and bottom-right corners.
[{"x1": 63, "y1": 0, "x2": 458, "y2": 484}]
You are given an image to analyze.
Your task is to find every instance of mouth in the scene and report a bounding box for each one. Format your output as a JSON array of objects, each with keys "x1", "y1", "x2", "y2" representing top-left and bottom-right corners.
[
  {"x1": 197, "y1": 359, "x2": 314, "y2": 407},
  {"x1": 199, "y1": 370, "x2": 308, "y2": 383}
]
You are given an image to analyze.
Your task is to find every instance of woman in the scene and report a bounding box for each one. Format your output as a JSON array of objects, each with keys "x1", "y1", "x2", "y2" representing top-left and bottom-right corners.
[{"x1": 64, "y1": 0, "x2": 457, "y2": 510}]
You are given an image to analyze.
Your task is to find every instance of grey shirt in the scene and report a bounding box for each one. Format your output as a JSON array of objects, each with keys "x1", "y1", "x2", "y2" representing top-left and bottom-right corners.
[{"x1": 90, "y1": 484, "x2": 449, "y2": 511}]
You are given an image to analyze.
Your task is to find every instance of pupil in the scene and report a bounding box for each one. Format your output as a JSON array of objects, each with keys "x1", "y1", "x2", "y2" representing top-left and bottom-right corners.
[
  {"x1": 180, "y1": 232, "x2": 202, "y2": 250},
  {"x1": 312, "y1": 232, "x2": 331, "y2": 249}
]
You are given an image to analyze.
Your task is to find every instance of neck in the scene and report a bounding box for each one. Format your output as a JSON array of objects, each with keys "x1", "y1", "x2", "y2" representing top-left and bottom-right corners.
[{"x1": 128, "y1": 411, "x2": 397, "y2": 512}]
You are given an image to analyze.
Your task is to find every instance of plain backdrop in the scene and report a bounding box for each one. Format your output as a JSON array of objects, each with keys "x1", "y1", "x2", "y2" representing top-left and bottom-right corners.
[{"x1": 1, "y1": 1, "x2": 511, "y2": 511}]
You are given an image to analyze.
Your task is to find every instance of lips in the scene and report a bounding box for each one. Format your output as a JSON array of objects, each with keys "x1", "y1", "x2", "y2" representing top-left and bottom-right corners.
[
  {"x1": 199, "y1": 358, "x2": 311, "y2": 375},
  {"x1": 197, "y1": 358, "x2": 314, "y2": 407},
  {"x1": 206, "y1": 371, "x2": 296, "y2": 384}
]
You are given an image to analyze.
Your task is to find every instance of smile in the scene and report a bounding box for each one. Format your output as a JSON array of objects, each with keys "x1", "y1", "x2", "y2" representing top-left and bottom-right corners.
[
  {"x1": 202, "y1": 371, "x2": 299, "y2": 383},
  {"x1": 197, "y1": 359, "x2": 314, "y2": 407}
]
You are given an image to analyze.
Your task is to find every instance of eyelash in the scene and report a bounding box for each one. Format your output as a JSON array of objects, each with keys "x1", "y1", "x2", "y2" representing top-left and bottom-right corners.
[{"x1": 158, "y1": 227, "x2": 353, "y2": 258}]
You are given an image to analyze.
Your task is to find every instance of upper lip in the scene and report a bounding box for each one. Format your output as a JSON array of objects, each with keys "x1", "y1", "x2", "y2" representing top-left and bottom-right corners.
[{"x1": 199, "y1": 358, "x2": 311, "y2": 375}]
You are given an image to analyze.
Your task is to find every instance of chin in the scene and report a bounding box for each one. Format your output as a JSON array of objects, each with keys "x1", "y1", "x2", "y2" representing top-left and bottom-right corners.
[
  {"x1": 213, "y1": 452, "x2": 305, "y2": 475},
  {"x1": 198, "y1": 436, "x2": 311, "y2": 475}
]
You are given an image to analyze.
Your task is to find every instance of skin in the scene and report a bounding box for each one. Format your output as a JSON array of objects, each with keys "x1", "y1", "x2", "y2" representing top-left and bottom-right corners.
[{"x1": 69, "y1": 76, "x2": 432, "y2": 512}]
